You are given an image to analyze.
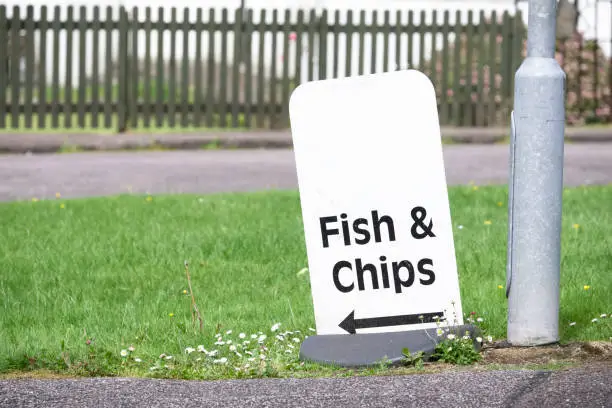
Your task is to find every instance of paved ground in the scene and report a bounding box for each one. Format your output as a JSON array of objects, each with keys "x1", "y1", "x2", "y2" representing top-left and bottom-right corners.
[
  {"x1": 1, "y1": 364, "x2": 611, "y2": 408},
  {"x1": 1, "y1": 143, "x2": 612, "y2": 202}
]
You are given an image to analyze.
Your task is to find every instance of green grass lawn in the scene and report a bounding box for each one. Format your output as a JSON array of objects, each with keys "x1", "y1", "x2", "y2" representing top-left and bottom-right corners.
[{"x1": 0, "y1": 186, "x2": 610, "y2": 379}]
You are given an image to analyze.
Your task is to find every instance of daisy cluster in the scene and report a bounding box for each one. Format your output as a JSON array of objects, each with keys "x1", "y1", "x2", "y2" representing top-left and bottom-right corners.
[{"x1": 121, "y1": 323, "x2": 316, "y2": 374}]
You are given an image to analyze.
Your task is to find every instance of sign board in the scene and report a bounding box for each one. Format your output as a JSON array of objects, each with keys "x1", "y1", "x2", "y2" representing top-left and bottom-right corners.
[{"x1": 289, "y1": 70, "x2": 464, "y2": 335}]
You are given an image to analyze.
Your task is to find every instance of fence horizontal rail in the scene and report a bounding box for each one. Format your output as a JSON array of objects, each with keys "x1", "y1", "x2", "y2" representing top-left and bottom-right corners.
[
  {"x1": 2, "y1": 103, "x2": 284, "y2": 115},
  {"x1": 5, "y1": 20, "x2": 499, "y2": 37},
  {"x1": 1, "y1": 102, "x2": 501, "y2": 128}
]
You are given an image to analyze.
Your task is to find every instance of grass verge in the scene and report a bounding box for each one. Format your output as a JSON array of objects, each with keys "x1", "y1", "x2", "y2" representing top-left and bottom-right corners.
[
  {"x1": 0, "y1": 114, "x2": 250, "y2": 134},
  {"x1": 0, "y1": 186, "x2": 610, "y2": 379}
]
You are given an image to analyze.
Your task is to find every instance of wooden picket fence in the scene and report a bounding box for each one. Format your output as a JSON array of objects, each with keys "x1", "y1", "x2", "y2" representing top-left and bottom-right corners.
[{"x1": 0, "y1": 5, "x2": 527, "y2": 131}]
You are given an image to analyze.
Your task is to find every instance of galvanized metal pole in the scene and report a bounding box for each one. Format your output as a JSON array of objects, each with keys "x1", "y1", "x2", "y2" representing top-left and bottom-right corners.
[{"x1": 507, "y1": 0, "x2": 566, "y2": 346}]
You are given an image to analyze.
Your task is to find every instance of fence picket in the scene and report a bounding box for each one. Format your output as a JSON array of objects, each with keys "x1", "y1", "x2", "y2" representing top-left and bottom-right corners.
[
  {"x1": 293, "y1": 9, "x2": 304, "y2": 89},
  {"x1": 181, "y1": 8, "x2": 191, "y2": 128},
  {"x1": 0, "y1": 6, "x2": 6, "y2": 127},
  {"x1": 231, "y1": 8, "x2": 242, "y2": 128},
  {"x1": 168, "y1": 7, "x2": 178, "y2": 128},
  {"x1": 429, "y1": 11, "x2": 438, "y2": 94},
  {"x1": 501, "y1": 11, "x2": 512, "y2": 107},
  {"x1": 193, "y1": 8, "x2": 203, "y2": 127},
  {"x1": 418, "y1": 11, "x2": 426, "y2": 73},
  {"x1": 332, "y1": 10, "x2": 340, "y2": 79},
  {"x1": 370, "y1": 11, "x2": 377, "y2": 74},
  {"x1": 37, "y1": 6, "x2": 48, "y2": 128},
  {"x1": 91, "y1": 6, "x2": 100, "y2": 128},
  {"x1": 511, "y1": 11, "x2": 525, "y2": 101},
  {"x1": 406, "y1": 11, "x2": 413, "y2": 70},
  {"x1": 269, "y1": 9, "x2": 278, "y2": 128},
  {"x1": 345, "y1": 10, "x2": 353, "y2": 77},
  {"x1": 256, "y1": 9, "x2": 266, "y2": 128},
  {"x1": 130, "y1": 7, "x2": 140, "y2": 128},
  {"x1": 382, "y1": 11, "x2": 390, "y2": 72},
  {"x1": 476, "y1": 11, "x2": 486, "y2": 127},
  {"x1": 440, "y1": 10, "x2": 450, "y2": 124},
  {"x1": 10, "y1": 6, "x2": 21, "y2": 128},
  {"x1": 358, "y1": 11, "x2": 366, "y2": 76},
  {"x1": 104, "y1": 6, "x2": 113, "y2": 128},
  {"x1": 77, "y1": 6, "x2": 87, "y2": 128},
  {"x1": 117, "y1": 6, "x2": 127, "y2": 132},
  {"x1": 24, "y1": 6, "x2": 35, "y2": 128},
  {"x1": 219, "y1": 8, "x2": 228, "y2": 127},
  {"x1": 487, "y1": 11, "x2": 498, "y2": 127},
  {"x1": 143, "y1": 7, "x2": 152, "y2": 127},
  {"x1": 64, "y1": 6, "x2": 74, "y2": 128},
  {"x1": 280, "y1": 9, "x2": 291, "y2": 128},
  {"x1": 244, "y1": 9, "x2": 254, "y2": 127},
  {"x1": 394, "y1": 11, "x2": 401, "y2": 72},
  {"x1": 51, "y1": 6, "x2": 61, "y2": 128},
  {"x1": 205, "y1": 8, "x2": 216, "y2": 128},
  {"x1": 318, "y1": 9, "x2": 328, "y2": 80},
  {"x1": 451, "y1": 10, "x2": 462, "y2": 126},
  {"x1": 465, "y1": 10, "x2": 475, "y2": 126}
]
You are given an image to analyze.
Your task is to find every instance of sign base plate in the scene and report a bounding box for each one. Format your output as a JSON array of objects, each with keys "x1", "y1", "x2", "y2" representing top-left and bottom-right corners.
[{"x1": 299, "y1": 325, "x2": 480, "y2": 368}]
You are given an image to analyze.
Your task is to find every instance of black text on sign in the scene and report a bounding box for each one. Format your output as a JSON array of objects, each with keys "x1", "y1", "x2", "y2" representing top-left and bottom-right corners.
[{"x1": 319, "y1": 208, "x2": 438, "y2": 294}]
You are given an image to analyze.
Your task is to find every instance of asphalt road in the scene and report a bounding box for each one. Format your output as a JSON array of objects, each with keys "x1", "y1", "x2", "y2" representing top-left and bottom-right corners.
[
  {"x1": 1, "y1": 143, "x2": 612, "y2": 202},
  {"x1": 1, "y1": 364, "x2": 611, "y2": 408}
]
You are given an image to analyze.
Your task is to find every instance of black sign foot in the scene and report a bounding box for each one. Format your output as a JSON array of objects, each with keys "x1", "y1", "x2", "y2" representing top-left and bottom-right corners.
[{"x1": 299, "y1": 324, "x2": 480, "y2": 368}]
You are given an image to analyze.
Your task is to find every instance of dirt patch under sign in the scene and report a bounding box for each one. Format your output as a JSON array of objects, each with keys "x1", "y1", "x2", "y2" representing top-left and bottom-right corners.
[{"x1": 481, "y1": 341, "x2": 612, "y2": 366}]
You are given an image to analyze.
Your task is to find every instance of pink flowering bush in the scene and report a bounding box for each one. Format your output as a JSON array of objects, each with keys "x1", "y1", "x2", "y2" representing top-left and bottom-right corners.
[
  {"x1": 557, "y1": 32, "x2": 612, "y2": 125},
  {"x1": 423, "y1": 13, "x2": 612, "y2": 126}
]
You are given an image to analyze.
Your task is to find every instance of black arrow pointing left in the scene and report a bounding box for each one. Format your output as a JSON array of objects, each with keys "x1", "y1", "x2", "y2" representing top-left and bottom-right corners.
[{"x1": 339, "y1": 310, "x2": 444, "y2": 334}]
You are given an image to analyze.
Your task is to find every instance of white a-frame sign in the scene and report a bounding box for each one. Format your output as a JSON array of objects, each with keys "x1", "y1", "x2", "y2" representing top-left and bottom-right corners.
[{"x1": 289, "y1": 70, "x2": 464, "y2": 335}]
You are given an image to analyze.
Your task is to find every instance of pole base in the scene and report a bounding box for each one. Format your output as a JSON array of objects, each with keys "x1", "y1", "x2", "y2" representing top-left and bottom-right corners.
[{"x1": 299, "y1": 324, "x2": 480, "y2": 368}]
